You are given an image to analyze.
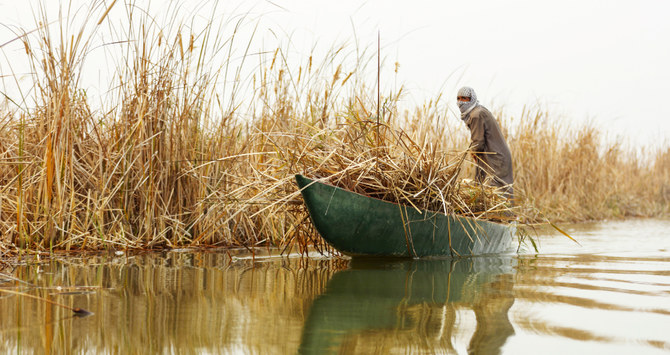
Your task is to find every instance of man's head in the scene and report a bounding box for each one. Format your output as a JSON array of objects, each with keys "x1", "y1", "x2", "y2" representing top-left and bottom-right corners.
[{"x1": 457, "y1": 86, "x2": 478, "y2": 116}]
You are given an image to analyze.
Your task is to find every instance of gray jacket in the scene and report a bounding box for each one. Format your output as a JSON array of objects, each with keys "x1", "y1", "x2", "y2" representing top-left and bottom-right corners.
[{"x1": 464, "y1": 106, "x2": 514, "y2": 196}]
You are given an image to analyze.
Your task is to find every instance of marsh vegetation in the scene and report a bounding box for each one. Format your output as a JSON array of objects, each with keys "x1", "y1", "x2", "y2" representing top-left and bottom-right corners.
[{"x1": 1, "y1": 1, "x2": 668, "y2": 254}]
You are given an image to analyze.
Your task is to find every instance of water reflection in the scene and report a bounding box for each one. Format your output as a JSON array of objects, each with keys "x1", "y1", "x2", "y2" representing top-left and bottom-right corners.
[
  {"x1": 0, "y1": 251, "x2": 342, "y2": 354},
  {"x1": 2, "y1": 219, "x2": 669, "y2": 355},
  {"x1": 300, "y1": 257, "x2": 516, "y2": 354},
  {"x1": 0, "y1": 251, "x2": 516, "y2": 354}
]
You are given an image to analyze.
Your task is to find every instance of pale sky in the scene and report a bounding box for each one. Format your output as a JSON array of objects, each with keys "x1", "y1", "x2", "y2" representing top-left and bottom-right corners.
[{"x1": 1, "y1": 0, "x2": 669, "y2": 148}]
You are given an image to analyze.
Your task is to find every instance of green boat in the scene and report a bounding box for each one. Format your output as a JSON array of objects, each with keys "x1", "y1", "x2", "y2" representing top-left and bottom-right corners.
[{"x1": 295, "y1": 174, "x2": 514, "y2": 258}]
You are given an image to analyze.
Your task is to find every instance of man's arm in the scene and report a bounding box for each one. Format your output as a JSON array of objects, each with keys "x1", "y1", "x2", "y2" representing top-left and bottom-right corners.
[{"x1": 469, "y1": 113, "x2": 486, "y2": 153}]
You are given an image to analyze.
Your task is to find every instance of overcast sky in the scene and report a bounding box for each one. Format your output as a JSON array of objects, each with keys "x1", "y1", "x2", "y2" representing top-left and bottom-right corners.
[{"x1": 1, "y1": 0, "x2": 668, "y2": 148}]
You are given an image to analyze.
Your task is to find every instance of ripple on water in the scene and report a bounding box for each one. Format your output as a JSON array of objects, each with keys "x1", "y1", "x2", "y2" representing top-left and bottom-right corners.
[{"x1": 511, "y1": 239, "x2": 670, "y2": 355}]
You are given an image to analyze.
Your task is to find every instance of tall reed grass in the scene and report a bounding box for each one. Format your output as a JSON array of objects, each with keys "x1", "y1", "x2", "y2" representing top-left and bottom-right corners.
[
  {"x1": 508, "y1": 108, "x2": 670, "y2": 222},
  {"x1": 1, "y1": 2, "x2": 667, "y2": 253}
]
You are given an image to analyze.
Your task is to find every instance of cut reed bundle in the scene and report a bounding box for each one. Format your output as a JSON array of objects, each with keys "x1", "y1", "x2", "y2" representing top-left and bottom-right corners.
[{"x1": 275, "y1": 118, "x2": 514, "y2": 221}]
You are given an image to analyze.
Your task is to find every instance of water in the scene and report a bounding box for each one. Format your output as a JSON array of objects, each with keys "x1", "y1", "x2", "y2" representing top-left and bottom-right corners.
[{"x1": 1, "y1": 219, "x2": 669, "y2": 354}]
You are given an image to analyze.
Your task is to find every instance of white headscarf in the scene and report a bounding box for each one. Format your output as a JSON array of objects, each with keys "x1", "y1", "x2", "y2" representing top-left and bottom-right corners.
[{"x1": 457, "y1": 86, "x2": 480, "y2": 120}]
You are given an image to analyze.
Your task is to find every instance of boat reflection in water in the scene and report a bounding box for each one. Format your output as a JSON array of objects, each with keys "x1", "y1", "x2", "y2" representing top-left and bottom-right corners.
[{"x1": 299, "y1": 256, "x2": 516, "y2": 354}]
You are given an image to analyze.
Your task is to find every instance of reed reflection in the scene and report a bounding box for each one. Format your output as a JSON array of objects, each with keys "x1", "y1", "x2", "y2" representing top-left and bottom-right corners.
[
  {"x1": 0, "y1": 251, "x2": 340, "y2": 354},
  {"x1": 299, "y1": 256, "x2": 516, "y2": 354}
]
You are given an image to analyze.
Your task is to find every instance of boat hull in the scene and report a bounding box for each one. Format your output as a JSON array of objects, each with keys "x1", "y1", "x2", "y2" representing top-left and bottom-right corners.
[{"x1": 295, "y1": 174, "x2": 513, "y2": 258}]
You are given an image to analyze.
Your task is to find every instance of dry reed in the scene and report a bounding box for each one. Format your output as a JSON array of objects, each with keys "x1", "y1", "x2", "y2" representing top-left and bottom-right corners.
[{"x1": 0, "y1": 2, "x2": 667, "y2": 254}]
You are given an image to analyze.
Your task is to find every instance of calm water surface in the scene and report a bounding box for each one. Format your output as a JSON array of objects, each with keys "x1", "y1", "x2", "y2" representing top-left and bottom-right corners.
[{"x1": 1, "y1": 219, "x2": 669, "y2": 354}]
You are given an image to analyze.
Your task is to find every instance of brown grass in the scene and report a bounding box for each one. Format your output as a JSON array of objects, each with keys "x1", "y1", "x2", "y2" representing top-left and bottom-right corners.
[
  {"x1": 508, "y1": 108, "x2": 670, "y2": 222},
  {"x1": 0, "y1": 2, "x2": 668, "y2": 254}
]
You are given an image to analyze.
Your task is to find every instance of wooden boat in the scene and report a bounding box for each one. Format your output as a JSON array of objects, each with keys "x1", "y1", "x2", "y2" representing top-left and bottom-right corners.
[{"x1": 295, "y1": 174, "x2": 514, "y2": 258}]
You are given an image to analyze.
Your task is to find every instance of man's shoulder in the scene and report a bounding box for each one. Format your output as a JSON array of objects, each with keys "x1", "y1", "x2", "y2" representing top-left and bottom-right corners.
[{"x1": 472, "y1": 105, "x2": 494, "y2": 119}]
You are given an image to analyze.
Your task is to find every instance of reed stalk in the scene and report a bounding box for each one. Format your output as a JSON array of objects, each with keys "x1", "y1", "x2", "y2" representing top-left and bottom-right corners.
[{"x1": 0, "y1": 288, "x2": 92, "y2": 316}]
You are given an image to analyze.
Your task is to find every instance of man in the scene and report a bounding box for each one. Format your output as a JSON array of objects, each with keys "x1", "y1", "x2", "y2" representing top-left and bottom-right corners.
[{"x1": 457, "y1": 86, "x2": 514, "y2": 199}]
